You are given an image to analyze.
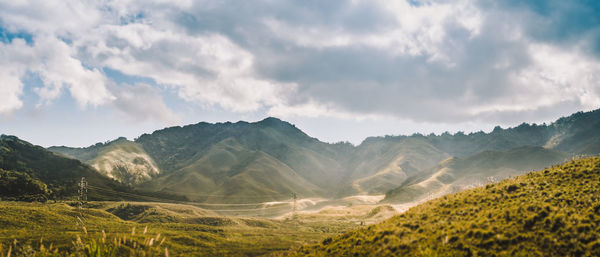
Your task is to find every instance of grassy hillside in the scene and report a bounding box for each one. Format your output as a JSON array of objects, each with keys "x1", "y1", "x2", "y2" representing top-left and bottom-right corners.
[
  {"x1": 50, "y1": 138, "x2": 160, "y2": 184},
  {"x1": 343, "y1": 137, "x2": 449, "y2": 195},
  {"x1": 134, "y1": 118, "x2": 349, "y2": 202},
  {"x1": 143, "y1": 138, "x2": 323, "y2": 203},
  {"x1": 0, "y1": 201, "x2": 392, "y2": 256},
  {"x1": 422, "y1": 109, "x2": 600, "y2": 158},
  {"x1": 290, "y1": 156, "x2": 600, "y2": 256},
  {"x1": 47, "y1": 109, "x2": 600, "y2": 203},
  {"x1": 0, "y1": 135, "x2": 126, "y2": 201},
  {"x1": 0, "y1": 135, "x2": 185, "y2": 202},
  {"x1": 384, "y1": 146, "x2": 568, "y2": 203}
]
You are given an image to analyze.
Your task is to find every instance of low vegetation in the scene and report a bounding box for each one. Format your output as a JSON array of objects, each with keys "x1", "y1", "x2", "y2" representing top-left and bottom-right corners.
[
  {"x1": 0, "y1": 200, "x2": 385, "y2": 256},
  {"x1": 289, "y1": 156, "x2": 600, "y2": 256}
]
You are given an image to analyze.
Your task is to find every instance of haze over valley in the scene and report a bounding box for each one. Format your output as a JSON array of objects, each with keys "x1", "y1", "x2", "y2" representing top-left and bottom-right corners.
[{"x1": 46, "y1": 109, "x2": 600, "y2": 206}]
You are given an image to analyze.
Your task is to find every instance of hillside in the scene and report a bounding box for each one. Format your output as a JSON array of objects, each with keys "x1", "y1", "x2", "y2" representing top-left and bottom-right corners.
[
  {"x1": 342, "y1": 137, "x2": 449, "y2": 196},
  {"x1": 50, "y1": 138, "x2": 160, "y2": 184},
  {"x1": 383, "y1": 146, "x2": 569, "y2": 203},
  {"x1": 0, "y1": 135, "x2": 184, "y2": 202},
  {"x1": 0, "y1": 200, "x2": 396, "y2": 256},
  {"x1": 142, "y1": 137, "x2": 324, "y2": 203},
  {"x1": 132, "y1": 117, "x2": 353, "y2": 202},
  {"x1": 289, "y1": 156, "x2": 600, "y2": 256},
  {"x1": 47, "y1": 109, "x2": 600, "y2": 203}
]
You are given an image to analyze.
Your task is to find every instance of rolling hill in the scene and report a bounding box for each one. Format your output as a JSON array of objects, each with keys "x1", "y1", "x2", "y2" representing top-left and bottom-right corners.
[{"x1": 290, "y1": 156, "x2": 600, "y2": 256}]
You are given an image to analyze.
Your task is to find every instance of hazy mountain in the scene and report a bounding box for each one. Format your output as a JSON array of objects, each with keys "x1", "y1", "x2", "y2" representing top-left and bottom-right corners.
[
  {"x1": 291, "y1": 156, "x2": 600, "y2": 256},
  {"x1": 383, "y1": 146, "x2": 569, "y2": 203},
  {"x1": 340, "y1": 136, "x2": 449, "y2": 196},
  {"x1": 50, "y1": 137, "x2": 159, "y2": 184},
  {"x1": 422, "y1": 109, "x2": 600, "y2": 157},
  {"x1": 47, "y1": 109, "x2": 600, "y2": 203},
  {"x1": 135, "y1": 117, "x2": 352, "y2": 203},
  {"x1": 380, "y1": 109, "x2": 600, "y2": 203}
]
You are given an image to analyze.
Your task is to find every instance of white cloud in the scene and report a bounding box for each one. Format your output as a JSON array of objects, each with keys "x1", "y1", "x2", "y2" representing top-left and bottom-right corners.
[
  {"x1": 514, "y1": 43, "x2": 600, "y2": 110},
  {"x1": 263, "y1": 0, "x2": 484, "y2": 64},
  {"x1": 0, "y1": 0, "x2": 103, "y2": 35},
  {"x1": 0, "y1": 0, "x2": 597, "y2": 125},
  {"x1": 0, "y1": 69, "x2": 24, "y2": 115},
  {"x1": 112, "y1": 83, "x2": 179, "y2": 124},
  {"x1": 0, "y1": 39, "x2": 29, "y2": 115},
  {"x1": 32, "y1": 36, "x2": 114, "y2": 107},
  {"x1": 0, "y1": 36, "x2": 115, "y2": 109},
  {"x1": 77, "y1": 22, "x2": 295, "y2": 112}
]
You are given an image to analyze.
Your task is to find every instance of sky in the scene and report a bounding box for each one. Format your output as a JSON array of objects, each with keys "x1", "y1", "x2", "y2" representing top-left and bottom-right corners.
[{"x1": 0, "y1": 0, "x2": 599, "y2": 147}]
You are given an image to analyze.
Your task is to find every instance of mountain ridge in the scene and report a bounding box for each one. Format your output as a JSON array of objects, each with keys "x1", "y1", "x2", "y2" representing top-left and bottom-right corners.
[
  {"x1": 47, "y1": 109, "x2": 600, "y2": 203},
  {"x1": 0, "y1": 135, "x2": 186, "y2": 202}
]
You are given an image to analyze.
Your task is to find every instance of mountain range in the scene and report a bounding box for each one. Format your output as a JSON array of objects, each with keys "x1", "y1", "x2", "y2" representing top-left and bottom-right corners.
[
  {"x1": 0, "y1": 135, "x2": 186, "y2": 202},
  {"x1": 4, "y1": 108, "x2": 598, "y2": 204}
]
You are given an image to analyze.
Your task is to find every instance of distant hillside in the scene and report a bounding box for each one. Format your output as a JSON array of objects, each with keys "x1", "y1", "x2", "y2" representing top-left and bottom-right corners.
[
  {"x1": 135, "y1": 118, "x2": 350, "y2": 203},
  {"x1": 383, "y1": 146, "x2": 568, "y2": 203},
  {"x1": 0, "y1": 135, "x2": 184, "y2": 202},
  {"x1": 422, "y1": 109, "x2": 600, "y2": 157},
  {"x1": 47, "y1": 109, "x2": 600, "y2": 203},
  {"x1": 50, "y1": 137, "x2": 159, "y2": 184},
  {"x1": 291, "y1": 156, "x2": 600, "y2": 256},
  {"x1": 379, "y1": 109, "x2": 600, "y2": 204},
  {"x1": 340, "y1": 137, "x2": 449, "y2": 196}
]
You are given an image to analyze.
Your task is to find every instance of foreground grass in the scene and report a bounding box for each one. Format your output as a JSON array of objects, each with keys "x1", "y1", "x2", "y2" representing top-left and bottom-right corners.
[
  {"x1": 0, "y1": 200, "x2": 377, "y2": 256},
  {"x1": 287, "y1": 156, "x2": 600, "y2": 256}
]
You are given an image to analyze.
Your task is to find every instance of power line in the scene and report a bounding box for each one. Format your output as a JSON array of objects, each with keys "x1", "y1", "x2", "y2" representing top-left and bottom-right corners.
[
  {"x1": 87, "y1": 185, "x2": 176, "y2": 202},
  {"x1": 89, "y1": 185, "x2": 293, "y2": 206},
  {"x1": 86, "y1": 185, "x2": 294, "y2": 211},
  {"x1": 207, "y1": 207, "x2": 291, "y2": 212},
  {"x1": 157, "y1": 188, "x2": 294, "y2": 198},
  {"x1": 78, "y1": 177, "x2": 88, "y2": 204},
  {"x1": 292, "y1": 192, "x2": 297, "y2": 219}
]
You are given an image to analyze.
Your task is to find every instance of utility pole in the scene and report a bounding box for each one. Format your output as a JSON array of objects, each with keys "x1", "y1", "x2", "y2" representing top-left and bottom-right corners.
[
  {"x1": 76, "y1": 177, "x2": 88, "y2": 228},
  {"x1": 292, "y1": 192, "x2": 297, "y2": 219},
  {"x1": 78, "y1": 177, "x2": 88, "y2": 208}
]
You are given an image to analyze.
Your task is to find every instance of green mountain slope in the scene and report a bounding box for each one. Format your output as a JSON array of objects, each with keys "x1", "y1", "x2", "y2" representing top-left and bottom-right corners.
[
  {"x1": 131, "y1": 118, "x2": 351, "y2": 202},
  {"x1": 383, "y1": 146, "x2": 568, "y2": 203},
  {"x1": 343, "y1": 109, "x2": 599, "y2": 197},
  {"x1": 50, "y1": 137, "x2": 160, "y2": 184},
  {"x1": 142, "y1": 137, "x2": 323, "y2": 203},
  {"x1": 291, "y1": 156, "x2": 600, "y2": 257},
  {"x1": 422, "y1": 109, "x2": 600, "y2": 157},
  {"x1": 46, "y1": 109, "x2": 600, "y2": 203},
  {"x1": 342, "y1": 137, "x2": 449, "y2": 196},
  {"x1": 0, "y1": 135, "x2": 184, "y2": 202}
]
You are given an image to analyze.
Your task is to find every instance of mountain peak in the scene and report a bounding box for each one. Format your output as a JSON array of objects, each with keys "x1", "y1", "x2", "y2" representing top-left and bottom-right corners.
[
  {"x1": 256, "y1": 117, "x2": 286, "y2": 125},
  {"x1": 256, "y1": 117, "x2": 308, "y2": 133},
  {"x1": 0, "y1": 134, "x2": 19, "y2": 141}
]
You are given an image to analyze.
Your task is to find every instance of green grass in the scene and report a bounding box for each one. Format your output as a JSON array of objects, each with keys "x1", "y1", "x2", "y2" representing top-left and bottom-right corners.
[
  {"x1": 0, "y1": 201, "x2": 370, "y2": 256},
  {"x1": 287, "y1": 156, "x2": 600, "y2": 257}
]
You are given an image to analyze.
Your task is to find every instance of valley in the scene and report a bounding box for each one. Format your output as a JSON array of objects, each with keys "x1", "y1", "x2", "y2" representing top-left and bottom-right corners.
[
  {"x1": 2, "y1": 0, "x2": 599, "y2": 255},
  {"x1": 47, "y1": 109, "x2": 600, "y2": 204},
  {"x1": 0, "y1": 200, "x2": 397, "y2": 256},
  {"x1": 1, "y1": 109, "x2": 599, "y2": 256}
]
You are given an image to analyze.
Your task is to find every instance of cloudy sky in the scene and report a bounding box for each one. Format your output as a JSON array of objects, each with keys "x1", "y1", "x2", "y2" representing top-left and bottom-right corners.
[{"x1": 1, "y1": 0, "x2": 599, "y2": 147}]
